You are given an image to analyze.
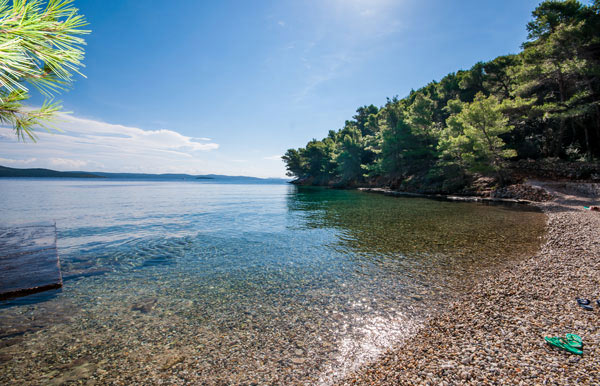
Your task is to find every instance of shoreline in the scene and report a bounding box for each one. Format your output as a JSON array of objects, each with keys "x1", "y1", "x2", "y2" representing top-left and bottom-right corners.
[
  {"x1": 340, "y1": 181, "x2": 600, "y2": 385},
  {"x1": 357, "y1": 187, "x2": 536, "y2": 205}
]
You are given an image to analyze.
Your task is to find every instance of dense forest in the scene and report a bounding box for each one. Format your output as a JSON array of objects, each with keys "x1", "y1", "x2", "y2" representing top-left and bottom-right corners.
[{"x1": 283, "y1": 0, "x2": 600, "y2": 193}]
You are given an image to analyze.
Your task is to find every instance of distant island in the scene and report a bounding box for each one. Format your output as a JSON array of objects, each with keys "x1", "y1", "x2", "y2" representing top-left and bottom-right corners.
[
  {"x1": 0, "y1": 165, "x2": 288, "y2": 184},
  {"x1": 0, "y1": 166, "x2": 103, "y2": 179}
]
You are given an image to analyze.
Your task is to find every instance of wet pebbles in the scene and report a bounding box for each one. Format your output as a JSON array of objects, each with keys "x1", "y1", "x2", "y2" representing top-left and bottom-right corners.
[
  {"x1": 0, "y1": 186, "x2": 550, "y2": 385},
  {"x1": 342, "y1": 182, "x2": 600, "y2": 385}
]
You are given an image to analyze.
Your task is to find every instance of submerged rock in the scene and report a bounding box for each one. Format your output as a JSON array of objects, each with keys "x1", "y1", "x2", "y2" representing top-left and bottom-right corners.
[{"x1": 130, "y1": 297, "x2": 158, "y2": 314}]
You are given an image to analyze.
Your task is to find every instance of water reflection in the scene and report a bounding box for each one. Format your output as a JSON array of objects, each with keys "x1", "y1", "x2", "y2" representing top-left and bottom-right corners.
[
  {"x1": 0, "y1": 181, "x2": 545, "y2": 385},
  {"x1": 287, "y1": 186, "x2": 545, "y2": 293}
]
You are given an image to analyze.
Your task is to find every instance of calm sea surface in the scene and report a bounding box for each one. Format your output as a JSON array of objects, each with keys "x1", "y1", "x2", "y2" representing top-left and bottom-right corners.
[{"x1": 0, "y1": 179, "x2": 545, "y2": 384}]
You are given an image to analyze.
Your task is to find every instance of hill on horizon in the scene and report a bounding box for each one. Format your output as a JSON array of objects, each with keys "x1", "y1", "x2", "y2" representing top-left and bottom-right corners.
[{"x1": 0, "y1": 165, "x2": 289, "y2": 183}]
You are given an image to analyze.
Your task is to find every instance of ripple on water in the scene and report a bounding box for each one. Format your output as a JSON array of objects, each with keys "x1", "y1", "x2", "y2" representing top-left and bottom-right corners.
[{"x1": 0, "y1": 181, "x2": 545, "y2": 384}]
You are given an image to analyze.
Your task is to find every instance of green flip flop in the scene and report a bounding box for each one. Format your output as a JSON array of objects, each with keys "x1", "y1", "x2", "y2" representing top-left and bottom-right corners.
[
  {"x1": 544, "y1": 336, "x2": 583, "y2": 355},
  {"x1": 565, "y1": 333, "x2": 583, "y2": 349}
]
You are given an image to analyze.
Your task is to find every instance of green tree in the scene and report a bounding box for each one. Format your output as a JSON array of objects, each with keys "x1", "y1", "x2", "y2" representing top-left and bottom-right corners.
[
  {"x1": 379, "y1": 108, "x2": 422, "y2": 177},
  {"x1": 526, "y1": 0, "x2": 583, "y2": 39},
  {"x1": 301, "y1": 139, "x2": 337, "y2": 183},
  {"x1": 441, "y1": 93, "x2": 516, "y2": 179},
  {"x1": 518, "y1": 0, "x2": 600, "y2": 156},
  {"x1": 458, "y1": 62, "x2": 486, "y2": 101},
  {"x1": 406, "y1": 92, "x2": 440, "y2": 162},
  {"x1": 352, "y1": 104, "x2": 379, "y2": 136},
  {"x1": 282, "y1": 149, "x2": 306, "y2": 179},
  {"x1": 482, "y1": 55, "x2": 521, "y2": 99},
  {"x1": 336, "y1": 126, "x2": 364, "y2": 183},
  {"x1": 0, "y1": 0, "x2": 89, "y2": 140},
  {"x1": 281, "y1": 1, "x2": 600, "y2": 190}
]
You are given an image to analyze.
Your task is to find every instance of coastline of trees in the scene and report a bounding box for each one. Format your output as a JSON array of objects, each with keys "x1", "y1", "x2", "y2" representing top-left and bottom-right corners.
[{"x1": 283, "y1": 1, "x2": 600, "y2": 192}]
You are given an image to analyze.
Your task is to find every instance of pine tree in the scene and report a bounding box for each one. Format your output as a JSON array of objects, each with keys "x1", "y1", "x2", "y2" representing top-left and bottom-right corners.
[
  {"x1": 441, "y1": 93, "x2": 516, "y2": 180},
  {"x1": 0, "y1": 0, "x2": 89, "y2": 140}
]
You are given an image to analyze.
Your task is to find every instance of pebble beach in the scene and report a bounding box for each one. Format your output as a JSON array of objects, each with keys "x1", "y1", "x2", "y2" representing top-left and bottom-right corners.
[{"x1": 341, "y1": 181, "x2": 600, "y2": 385}]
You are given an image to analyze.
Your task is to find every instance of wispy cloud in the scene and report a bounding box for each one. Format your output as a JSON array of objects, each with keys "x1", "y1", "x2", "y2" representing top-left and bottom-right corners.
[
  {"x1": 0, "y1": 114, "x2": 289, "y2": 177},
  {"x1": 290, "y1": 1, "x2": 403, "y2": 102},
  {"x1": 294, "y1": 50, "x2": 354, "y2": 102},
  {"x1": 0, "y1": 114, "x2": 219, "y2": 174},
  {"x1": 0, "y1": 157, "x2": 38, "y2": 166},
  {"x1": 48, "y1": 157, "x2": 89, "y2": 169}
]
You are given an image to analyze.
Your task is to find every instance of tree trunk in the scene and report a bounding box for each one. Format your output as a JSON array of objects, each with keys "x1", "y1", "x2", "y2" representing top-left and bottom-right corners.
[
  {"x1": 555, "y1": 64, "x2": 568, "y2": 156},
  {"x1": 576, "y1": 120, "x2": 592, "y2": 158}
]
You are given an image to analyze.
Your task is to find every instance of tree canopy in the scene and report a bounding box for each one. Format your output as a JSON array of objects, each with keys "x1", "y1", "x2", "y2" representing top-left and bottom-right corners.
[
  {"x1": 0, "y1": 0, "x2": 89, "y2": 140},
  {"x1": 283, "y1": 0, "x2": 600, "y2": 190}
]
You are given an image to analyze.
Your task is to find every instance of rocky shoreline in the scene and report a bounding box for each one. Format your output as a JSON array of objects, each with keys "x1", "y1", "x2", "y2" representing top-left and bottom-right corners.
[
  {"x1": 357, "y1": 187, "x2": 539, "y2": 205},
  {"x1": 341, "y1": 181, "x2": 600, "y2": 385}
]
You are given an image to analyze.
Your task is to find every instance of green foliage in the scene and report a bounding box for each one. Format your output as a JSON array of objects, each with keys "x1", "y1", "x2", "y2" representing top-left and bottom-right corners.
[
  {"x1": 518, "y1": 0, "x2": 600, "y2": 156},
  {"x1": 0, "y1": 0, "x2": 89, "y2": 140},
  {"x1": 482, "y1": 55, "x2": 521, "y2": 98},
  {"x1": 526, "y1": 0, "x2": 584, "y2": 40},
  {"x1": 336, "y1": 126, "x2": 364, "y2": 182},
  {"x1": 352, "y1": 104, "x2": 379, "y2": 136},
  {"x1": 441, "y1": 93, "x2": 516, "y2": 174},
  {"x1": 283, "y1": 1, "x2": 600, "y2": 189},
  {"x1": 282, "y1": 148, "x2": 305, "y2": 178},
  {"x1": 380, "y1": 112, "x2": 415, "y2": 176}
]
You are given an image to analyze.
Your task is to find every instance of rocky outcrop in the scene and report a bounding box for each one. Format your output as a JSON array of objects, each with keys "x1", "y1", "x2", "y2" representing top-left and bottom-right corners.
[
  {"x1": 510, "y1": 159, "x2": 600, "y2": 181},
  {"x1": 492, "y1": 184, "x2": 554, "y2": 202}
]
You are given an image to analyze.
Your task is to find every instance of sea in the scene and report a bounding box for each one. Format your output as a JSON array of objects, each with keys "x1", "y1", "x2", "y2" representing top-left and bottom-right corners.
[{"x1": 0, "y1": 178, "x2": 546, "y2": 384}]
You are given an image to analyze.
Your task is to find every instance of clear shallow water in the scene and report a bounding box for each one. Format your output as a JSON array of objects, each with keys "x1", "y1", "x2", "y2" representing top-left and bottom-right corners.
[{"x1": 0, "y1": 179, "x2": 545, "y2": 385}]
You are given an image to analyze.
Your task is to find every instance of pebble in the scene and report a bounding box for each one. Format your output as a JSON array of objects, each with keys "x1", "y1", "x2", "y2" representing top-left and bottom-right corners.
[{"x1": 340, "y1": 182, "x2": 600, "y2": 385}]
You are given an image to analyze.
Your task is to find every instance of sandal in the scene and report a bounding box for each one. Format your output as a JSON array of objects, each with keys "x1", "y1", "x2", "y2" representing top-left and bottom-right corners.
[
  {"x1": 544, "y1": 336, "x2": 583, "y2": 355},
  {"x1": 576, "y1": 298, "x2": 593, "y2": 311},
  {"x1": 565, "y1": 333, "x2": 583, "y2": 349}
]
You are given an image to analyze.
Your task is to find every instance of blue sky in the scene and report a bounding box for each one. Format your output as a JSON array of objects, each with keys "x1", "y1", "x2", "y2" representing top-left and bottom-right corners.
[{"x1": 0, "y1": 0, "x2": 542, "y2": 177}]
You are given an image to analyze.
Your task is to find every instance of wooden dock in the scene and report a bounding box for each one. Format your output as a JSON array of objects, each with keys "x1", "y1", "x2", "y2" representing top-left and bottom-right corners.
[{"x1": 0, "y1": 223, "x2": 62, "y2": 300}]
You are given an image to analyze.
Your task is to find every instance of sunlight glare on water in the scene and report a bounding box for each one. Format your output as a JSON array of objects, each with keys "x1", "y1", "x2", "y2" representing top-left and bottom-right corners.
[{"x1": 0, "y1": 179, "x2": 545, "y2": 385}]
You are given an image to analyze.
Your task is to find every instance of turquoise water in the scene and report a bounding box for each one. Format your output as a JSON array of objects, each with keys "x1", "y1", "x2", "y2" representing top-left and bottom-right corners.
[{"x1": 0, "y1": 179, "x2": 545, "y2": 385}]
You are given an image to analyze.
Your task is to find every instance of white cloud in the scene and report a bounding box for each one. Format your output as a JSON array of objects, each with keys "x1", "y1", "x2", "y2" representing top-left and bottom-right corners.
[
  {"x1": 0, "y1": 114, "x2": 289, "y2": 178},
  {"x1": 0, "y1": 157, "x2": 37, "y2": 165},
  {"x1": 278, "y1": 20, "x2": 286, "y2": 27},
  {"x1": 0, "y1": 114, "x2": 221, "y2": 174},
  {"x1": 49, "y1": 158, "x2": 88, "y2": 169},
  {"x1": 49, "y1": 114, "x2": 220, "y2": 152}
]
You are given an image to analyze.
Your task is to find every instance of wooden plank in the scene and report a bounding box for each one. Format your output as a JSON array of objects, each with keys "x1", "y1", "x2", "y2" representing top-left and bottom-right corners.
[{"x1": 0, "y1": 223, "x2": 62, "y2": 300}]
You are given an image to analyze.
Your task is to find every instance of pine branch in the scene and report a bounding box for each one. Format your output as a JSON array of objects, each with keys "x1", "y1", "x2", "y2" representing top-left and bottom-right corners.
[{"x1": 0, "y1": 0, "x2": 89, "y2": 140}]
